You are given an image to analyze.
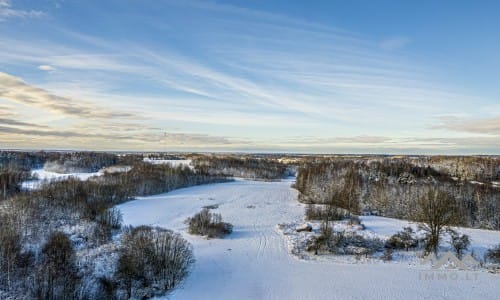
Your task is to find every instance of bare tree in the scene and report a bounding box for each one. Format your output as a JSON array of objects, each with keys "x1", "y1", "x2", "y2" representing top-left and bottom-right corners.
[{"x1": 415, "y1": 189, "x2": 463, "y2": 255}]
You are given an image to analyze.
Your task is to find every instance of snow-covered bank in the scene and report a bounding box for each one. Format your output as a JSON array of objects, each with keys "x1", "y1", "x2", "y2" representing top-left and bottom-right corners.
[{"x1": 117, "y1": 179, "x2": 500, "y2": 300}]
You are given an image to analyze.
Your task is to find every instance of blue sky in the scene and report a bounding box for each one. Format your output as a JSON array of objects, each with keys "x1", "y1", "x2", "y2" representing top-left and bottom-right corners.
[{"x1": 0, "y1": 0, "x2": 499, "y2": 153}]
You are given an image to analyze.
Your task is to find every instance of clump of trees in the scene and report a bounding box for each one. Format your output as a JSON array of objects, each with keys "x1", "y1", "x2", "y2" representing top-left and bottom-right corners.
[
  {"x1": 115, "y1": 226, "x2": 194, "y2": 298},
  {"x1": 186, "y1": 208, "x2": 233, "y2": 238},
  {"x1": 33, "y1": 231, "x2": 79, "y2": 300},
  {"x1": 305, "y1": 204, "x2": 344, "y2": 222}
]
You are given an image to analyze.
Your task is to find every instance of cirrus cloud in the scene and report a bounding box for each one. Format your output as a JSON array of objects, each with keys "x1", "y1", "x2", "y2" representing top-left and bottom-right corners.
[
  {"x1": 0, "y1": 0, "x2": 45, "y2": 21},
  {"x1": 0, "y1": 71, "x2": 137, "y2": 119},
  {"x1": 432, "y1": 116, "x2": 500, "y2": 135}
]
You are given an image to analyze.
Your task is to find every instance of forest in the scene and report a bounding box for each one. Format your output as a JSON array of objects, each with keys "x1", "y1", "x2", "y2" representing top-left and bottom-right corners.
[
  {"x1": 295, "y1": 156, "x2": 499, "y2": 230},
  {"x1": 189, "y1": 154, "x2": 292, "y2": 179}
]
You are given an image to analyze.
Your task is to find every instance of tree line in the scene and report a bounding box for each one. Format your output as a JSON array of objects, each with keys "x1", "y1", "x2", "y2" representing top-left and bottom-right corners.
[{"x1": 190, "y1": 154, "x2": 290, "y2": 180}]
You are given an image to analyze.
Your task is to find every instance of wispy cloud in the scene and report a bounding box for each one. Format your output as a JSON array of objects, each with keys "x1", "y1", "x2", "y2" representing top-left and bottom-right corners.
[
  {"x1": 0, "y1": 0, "x2": 45, "y2": 21},
  {"x1": 432, "y1": 116, "x2": 500, "y2": 135},
  {"x1": 0, "y1": 117, "x2": 48, "y2": 129},
  {"x1": 0, "y1": 72, "x2": 137, "y2": 119}
]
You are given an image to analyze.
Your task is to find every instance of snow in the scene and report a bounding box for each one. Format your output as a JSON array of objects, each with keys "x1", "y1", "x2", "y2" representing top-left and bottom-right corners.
[
  {"x1": 101, "y1": 165, "x2": 132, "y2": 174},
  {"x1": 20, "y1": 166, "x2": 132, "y2": 190},
  {"x1": 143, "y1": 158, "x2": 194, "y2": 169},
  {"x1": 21, "y1": 169, "x2": 103, "y2": 190},
  {"x1": 469, "y1": 181, "x2": 485, "y2": 185},
  {"x1": 117, "y1": 179, "x2": 500, "y2": 300}
]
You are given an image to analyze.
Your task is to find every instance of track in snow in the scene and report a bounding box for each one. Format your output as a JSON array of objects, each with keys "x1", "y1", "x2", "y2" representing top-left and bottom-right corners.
[{"x1": 117, "y1": 179, "x2": 500, "y2": 300}]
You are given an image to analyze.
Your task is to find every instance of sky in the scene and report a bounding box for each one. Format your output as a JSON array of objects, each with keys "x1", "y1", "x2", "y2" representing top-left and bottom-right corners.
[{"x1": 0, "y1": 0, "x2": 499, "y2": 154}]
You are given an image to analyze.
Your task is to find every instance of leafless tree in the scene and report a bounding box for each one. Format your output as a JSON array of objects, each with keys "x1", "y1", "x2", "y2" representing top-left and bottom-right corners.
[{"x1": 415, "y1": 189, "x2": 463, "y2": 255}]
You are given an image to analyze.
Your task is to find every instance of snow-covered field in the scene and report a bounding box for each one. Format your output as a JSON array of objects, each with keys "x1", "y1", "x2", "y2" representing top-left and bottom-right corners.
[
  {"x1": 117, "y1": 179, "x2": 500, "y2": 300},
  {"x1": 21, "y1": 169, "x2": 104, "y2": 190},
  {"x1": 21, "y1": 165, "x2": 131, "y2": 190},
  {"x1": 143, "y1": 158, "x2": 194, "y2": 169}
]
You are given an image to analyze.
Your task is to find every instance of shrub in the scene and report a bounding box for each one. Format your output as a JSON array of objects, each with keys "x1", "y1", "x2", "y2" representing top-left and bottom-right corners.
[
  {"x1": 382, "y1": 248, "x2": 393, "y2": 261},
  {"x1": 308, "y1": 226, "x2": 383, "y2": 257},
  {"x1": 485, "y1": 244, "x2": 500, "y2": 264},
  {"x1": 341, "y1": 234, "x2": 384, "y2": 256},
  {"x1": 309, "y1": 221, "x2": 334, "y2": 255},
  {"x1": 385, "y1": 227, "x2": 418, "y2": 251},
  {"x1": 448, "y1": 231, "x2": 470, "y2": 259},
  {"x1": 186, "y1": 209, "x2": 233, "y2": 238},
  {"x1": 116, "y1": 226, "x2": 194, "y2": 298}
]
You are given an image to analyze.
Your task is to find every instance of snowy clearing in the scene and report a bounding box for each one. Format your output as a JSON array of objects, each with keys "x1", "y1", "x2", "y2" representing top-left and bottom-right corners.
[
  {"x1": 118, "y1": 179, "x2": 500, "y2": 300},
  {"x1": 143, "y1": 158, "x2": 194, "y2": 169},
  {"x1": 21, "y1": 169, "x2": 104, "y2": 190},
  {"x1": 20, "y1": 166, "x2": 132, "y2": 190}
]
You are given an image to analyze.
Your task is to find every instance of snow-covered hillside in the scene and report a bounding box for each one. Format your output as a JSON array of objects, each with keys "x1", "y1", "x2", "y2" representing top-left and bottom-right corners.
[{"x1": 117, "y1": 179, "x2": 500, "y2": 300}]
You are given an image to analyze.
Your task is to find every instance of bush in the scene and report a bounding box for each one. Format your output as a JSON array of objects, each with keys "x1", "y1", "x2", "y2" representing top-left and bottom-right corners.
[
  {"x1": 186, "y1": 209, "x2": 233, "y2": 238},
  {"x1": 382, "y1": 248, "x2": 393, "y2": 261},
  {"x1": 308, "y1": 226, "x2": 383, "y2": 257},
  {"x1": 116, "y1": 226, "x2": 194, "y2": 298},
  {"x1": 485, "y1": 244, "x2": 500, "y2": 264},
  {"x1": 309, "y1": 221, "x2": 334, "y2": 255},
  {"x1": 449, "y1": 231, "x2": 470, "y2": 259},
  {"x1": 341, "y1": 234, "x2": 384, "y2": 256},
  {"x1": 385, "y1": 227, "x2": 418, "y2": 251}
]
